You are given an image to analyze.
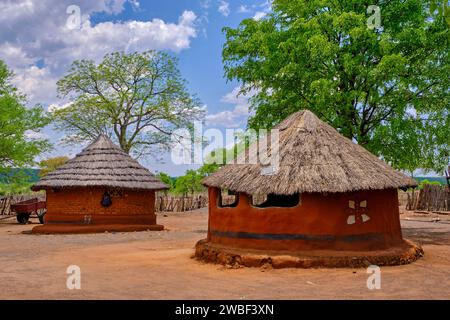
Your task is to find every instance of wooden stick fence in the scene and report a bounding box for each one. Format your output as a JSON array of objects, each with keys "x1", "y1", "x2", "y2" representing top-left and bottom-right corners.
[
  {"x1": 3, "y1": 187, "x2": 449, "y2": 215},
  {"x1": 1, "y1": 192, "x2": 208, "y2": 215},
  {"x1": 155, "y1": 194, "x2": 208, "y2": 212},
  {"x1": 404, "y1": 185, "x2": 450, "y2": 212}
]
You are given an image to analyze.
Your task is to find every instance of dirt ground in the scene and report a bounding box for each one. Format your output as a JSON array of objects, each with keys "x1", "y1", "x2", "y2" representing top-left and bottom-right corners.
[{"x1": 0, "y1": 208, "x2": 449, "y2": 300}]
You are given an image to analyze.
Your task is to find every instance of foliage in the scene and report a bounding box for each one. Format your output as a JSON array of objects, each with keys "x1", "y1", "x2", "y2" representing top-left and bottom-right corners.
[
  {"x1": 0, "y1": 60, "x2": 51, "y2": 168},
  {"x1": 158, "y1": 163, "x2": 221, "y2": 197},
  {"x1": 418, "y1": 178, "x2": 443, "y2": 189},
  {"x1": 160, "y1": 135, "x2": 255, "y2": 196},
  {"x1": 54, "y1": 50, "x2": 204, "y2": 158},
  {"x1": 0, "y1": 169, "x2": 35, "y2": 196},
  {"x1": 156, "y1": 172, "x2": 176, "y2": 194},
  {"x1": 38, "y1": 156, "x2": 69, "y2": 177},
  {"x1": 172, "y1": 169, "x2": 205, "y2": 196},
  {"x1": 223, "y1": 0, "x2": 450, "y2": 173},
  {"x1": 198, "y1": 162, "x2": 221, "y2": 177}
]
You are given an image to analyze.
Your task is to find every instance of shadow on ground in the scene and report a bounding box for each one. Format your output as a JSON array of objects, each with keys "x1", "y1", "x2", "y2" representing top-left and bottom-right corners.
[{"x1": 403, "y1": 226, "x2": 450, "y2": 246}]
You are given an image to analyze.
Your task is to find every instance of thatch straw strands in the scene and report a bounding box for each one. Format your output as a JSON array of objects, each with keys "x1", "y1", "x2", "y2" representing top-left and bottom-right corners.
[
  {"x1": 203, "y1": 110, "x2": 417, "y2": 194},
  {"x1": 32, "y1": 135, "x2": 167, "y2": 191}
]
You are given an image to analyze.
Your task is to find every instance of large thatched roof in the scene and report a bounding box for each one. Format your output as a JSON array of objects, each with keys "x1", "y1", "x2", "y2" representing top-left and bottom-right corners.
[
  {"x1": 32, "y1": 135, "x2": 167, "y2": 191},
  {"x1": 203, "y1": 110, "x2": 417, "y2": 194}
]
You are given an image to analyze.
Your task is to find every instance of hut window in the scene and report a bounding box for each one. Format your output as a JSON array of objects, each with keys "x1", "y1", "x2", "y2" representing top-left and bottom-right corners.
[
  {"x1": 251, "y1": 194, "x2": 267, "y2": 206},
  {"x1": 252, "y1": 193, "x2": 300, "y2": 208},
  {"x1": 218, "y1": 189, "x2": 239, "y2": 208}
]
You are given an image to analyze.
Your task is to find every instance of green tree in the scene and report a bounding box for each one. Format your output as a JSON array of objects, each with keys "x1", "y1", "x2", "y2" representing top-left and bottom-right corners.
[
  {"x1": 156, "y1": 172, "x2": 175, "y2": 195},
  {"x1": 171, "y1": 144, "x2": 248, "y2": 196},
  {"x1": 0, "y1": 60, "x2": 51, "y2": 168},
  {"x1": 39, "y1": 156, "x2": 69, "y2": 177},
  {"x1": 173, "y1": 169, "x2": 204, "y2": 196},
  {"x1": 54, "y1": 51, "x2": 204, "y2": 158},
  {"x1": 223, "y1": 0, "x2": 450, "y2": 173},
  {"x1": 0, "y1": 169, "x2": 36, "y2": 196},
  {"x1": 198, "y1": 162, "x2": 221, "y2": 177},
  {"x1": 418, "y1": 179, "x2": 442, "y2": 189}
]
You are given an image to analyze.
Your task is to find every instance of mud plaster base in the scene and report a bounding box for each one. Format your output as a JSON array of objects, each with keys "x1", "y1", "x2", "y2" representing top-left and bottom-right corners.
[
  {"x1": 31, "y1": 224, "x2": 164, "y2": 234},
  {"x1": 194, "y1": 239, "x2": 423, "y2": 268}
]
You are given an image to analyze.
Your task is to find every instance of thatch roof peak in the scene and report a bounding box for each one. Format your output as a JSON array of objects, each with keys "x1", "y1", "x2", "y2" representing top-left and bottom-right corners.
[
  {"x1": 84, "y1": 134, "x2": 121, "y2": 152},
  {"x1": 203, "y1": 110, "x2": 417, "y2": 194},
  {"x1": 32, "y1": 135, "x2": 168, "y2": 191}
]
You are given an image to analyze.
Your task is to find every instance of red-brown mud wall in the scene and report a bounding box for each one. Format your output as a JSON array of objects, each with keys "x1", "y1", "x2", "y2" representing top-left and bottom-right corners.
[
  {"x1": 207, "y1": 187, "x2": 404, "y2": 251},
  {"x1": 43, "y1": 187, "x2": 156, "y2": 225}
]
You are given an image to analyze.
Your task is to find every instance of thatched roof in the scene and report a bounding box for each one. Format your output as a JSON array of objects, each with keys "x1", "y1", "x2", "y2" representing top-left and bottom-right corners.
[
  {"x1": 32, "y1": 135, "x2": 168, "y2": 191},
  {"x1": 203, "y1": 110, "x2": 417, "y2": 194}
]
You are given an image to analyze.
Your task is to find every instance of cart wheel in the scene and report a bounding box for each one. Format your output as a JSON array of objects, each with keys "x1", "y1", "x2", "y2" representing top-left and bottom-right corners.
[
  {"x1": 17, "y1": 213, "x2": 30, "y2": 224},
  {"x1": 38, "y1": 211, "x2": 46, "y2": 224}
]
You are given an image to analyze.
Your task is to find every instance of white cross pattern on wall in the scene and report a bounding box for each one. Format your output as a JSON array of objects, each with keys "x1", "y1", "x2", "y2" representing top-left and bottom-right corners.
[{"x1": 346, "y1": 200, "x2": 370, "y2": 225}]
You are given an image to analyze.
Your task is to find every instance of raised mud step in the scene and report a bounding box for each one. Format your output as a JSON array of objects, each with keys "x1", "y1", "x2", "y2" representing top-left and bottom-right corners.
[
  {"x1": 31, "y1": 224, "x2": 164, "y2": 234},
  {"x1": 194, "y1": 239, "x2": 423, "y2": 268}
]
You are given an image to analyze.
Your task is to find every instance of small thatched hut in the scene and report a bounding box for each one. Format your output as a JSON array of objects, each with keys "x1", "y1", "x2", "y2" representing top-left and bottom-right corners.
[
  {"x1": 32, "y1": 134, "x2": 167, "y2": 234},
  {"x1": 196, "y1": 110, "x2": 423, "y2": 268}
]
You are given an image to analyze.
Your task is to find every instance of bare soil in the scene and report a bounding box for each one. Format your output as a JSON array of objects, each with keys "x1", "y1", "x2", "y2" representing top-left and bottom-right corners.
[{"x1": 0, "y1": 208, "x2": 449, "y2": 300}]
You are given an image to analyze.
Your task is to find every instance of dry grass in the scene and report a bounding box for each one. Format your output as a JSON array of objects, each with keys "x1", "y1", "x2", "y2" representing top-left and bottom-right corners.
[
  {"x1": 32, "y1": 135, "x2": 167, "y2": 191},
  {"x1": 204, "y1": 110, "x2": 417, "y2": 195}
]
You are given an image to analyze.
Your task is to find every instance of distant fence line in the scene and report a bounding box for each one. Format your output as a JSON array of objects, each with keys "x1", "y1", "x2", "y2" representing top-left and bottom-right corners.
[
  {"x1": 401, "y1": 185, "x2": 450, "y2": 212},
  {"x1": 0, "y1": 193, "x2": 208, "y2": 215},
  {"x1": 3, "y1": 185, "x2": 448, "y2": 215},
  {"x1": 155, "y1": 194, "x2": 208, "y2": 212}
]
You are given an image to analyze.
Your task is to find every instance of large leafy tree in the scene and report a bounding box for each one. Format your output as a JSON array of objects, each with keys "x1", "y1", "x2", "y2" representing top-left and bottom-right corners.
[
  {"x1": 54, "y1": 51, "x2": 204, "y2": 158},
  {"x1": 223, "y1": 0, "x2": 450, "y2": 174},
  {"x1": 0, "y1": 60, "x2": 50, "y2": 169}
]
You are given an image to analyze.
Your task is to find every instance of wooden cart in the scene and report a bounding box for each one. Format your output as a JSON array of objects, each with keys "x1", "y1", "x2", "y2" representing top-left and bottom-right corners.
[{"x1": 10, "y1": 198, "x2": 47, "y2": 224}]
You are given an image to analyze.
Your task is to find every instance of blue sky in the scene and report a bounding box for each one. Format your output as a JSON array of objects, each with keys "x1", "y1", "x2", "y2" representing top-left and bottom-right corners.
[
  {"x1": 0, "y1": 0, "x2": 271, "y2": 176},
  {"x1": 0, "y1": 0, "x2": 445, "y2": 178}
]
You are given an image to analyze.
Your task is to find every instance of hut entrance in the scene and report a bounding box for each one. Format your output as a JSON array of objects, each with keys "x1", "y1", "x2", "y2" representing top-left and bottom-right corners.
[{"x1": 252, "y1": 193, "x2": 300, "y2": 208}]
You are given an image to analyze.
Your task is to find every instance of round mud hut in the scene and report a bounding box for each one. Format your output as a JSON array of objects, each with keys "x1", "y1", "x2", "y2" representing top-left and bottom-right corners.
[
  {"x1": 32, "y1": 134, "x2": 167, "y2": 234},
  {"x1": 196, "y1": 110, "x2": 423, "y2": 268}
]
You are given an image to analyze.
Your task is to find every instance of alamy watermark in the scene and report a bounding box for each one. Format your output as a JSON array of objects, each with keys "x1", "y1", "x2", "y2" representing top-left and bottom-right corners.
[
  {"x1": 367, "y1": 2, "x2": 450, "y2": 29},
  {"x1": 366, "y1": 265, "x2": 381, "y2": 290},
  {"x1": 66, "y1": 5, "x2": 81, "y2": 30},
  {"x1": 367, "y1": 5, "x2": 381, "y2": 29},
  {"x1": 66, "y1": 265, "x2": 81, "y2": 290},
  {"x1": 431, "y1": 0, "x2": 450, "y2": 25},
  {"x1": 170, "y1": 121, "x2": 280, "y2": 175}
]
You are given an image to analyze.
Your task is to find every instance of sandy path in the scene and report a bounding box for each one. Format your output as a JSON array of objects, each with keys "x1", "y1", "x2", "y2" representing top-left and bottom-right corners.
[{"x1": 0, "y1": 209, "x2": 449, "y2": 299}]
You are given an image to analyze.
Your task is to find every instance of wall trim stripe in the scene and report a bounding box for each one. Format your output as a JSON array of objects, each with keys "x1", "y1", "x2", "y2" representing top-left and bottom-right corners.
[{"x1": 210, "y1": 230, "x2": 385, "y2": 242}]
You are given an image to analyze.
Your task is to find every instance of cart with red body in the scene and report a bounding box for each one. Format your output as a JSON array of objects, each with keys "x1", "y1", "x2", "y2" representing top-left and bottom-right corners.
[{"x1": 10, "y1": 198, "x2": 46, "y2": 224}]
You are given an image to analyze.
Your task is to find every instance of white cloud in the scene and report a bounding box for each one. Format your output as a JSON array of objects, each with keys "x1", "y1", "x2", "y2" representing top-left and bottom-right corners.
[
  {"x1": 237, "y1": 5, "x2": 251, "y2": 13},
  {"x1": 0, "y1": 0, "x2": 198, "y2": 106},
  {"x1": 205, "y1": 86, "x2": 257, "y2": 128},
  {"x1": 218, "y1": 1, "x2": 230, "y2": 17},
  {"x1": 129, "y1": 0, "x2": 140, "y2": 10},
  {"x1": 11, "y1": 66, "x2": 58, "y2": 106},
  {"x1": 48, "y1": 102, "x2": 73, "y2": 113},
  {"x1": 25, "y1": 130, "x2": 48, "y2": 140},
  {"x1": 249, "y1": 1, "x2": 272, "y2": 20},
  {"x1": 200, "y1": 0, "x2": 211, "y2": 10},
  {"x1": 0, "y1": 43, "x2": 35, "y2": 69},
  {"x1": 234, "y1": 1, "x2": 272, "y2": 20},
  {"x1": 253, "y1": 11, "x2": 267, "y2": 20}
]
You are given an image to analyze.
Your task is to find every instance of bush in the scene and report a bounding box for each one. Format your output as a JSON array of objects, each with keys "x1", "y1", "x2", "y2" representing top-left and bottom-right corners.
[{"x1": 418, "y1": 179, "x2": 442, "y2": 189}]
